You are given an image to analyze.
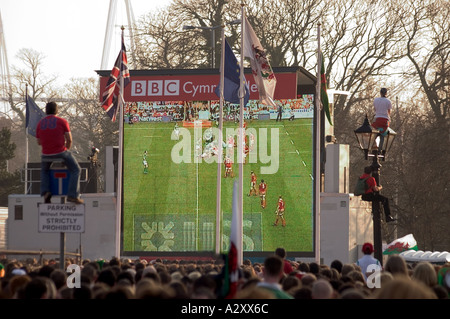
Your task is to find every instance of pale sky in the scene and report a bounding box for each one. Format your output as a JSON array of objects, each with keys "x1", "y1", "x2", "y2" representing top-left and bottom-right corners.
[{"x1": 1, "y1": 0, "x2": 172, "y2": 87}]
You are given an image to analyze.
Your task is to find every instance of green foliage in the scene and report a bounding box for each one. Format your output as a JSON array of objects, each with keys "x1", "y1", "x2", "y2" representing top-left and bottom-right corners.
[
  {"x1": 0, "y1": 128, "x2": 17, "y2": 171},
  {"x1": 0, "y1": 127, "x2": 22, "y2": 206}
]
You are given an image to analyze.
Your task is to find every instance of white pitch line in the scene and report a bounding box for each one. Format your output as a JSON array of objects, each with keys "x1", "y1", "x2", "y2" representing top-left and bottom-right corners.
[
  {"x1": 309, "y1": 174, "x2": 314, "y2": 180},
  {"x1": 296, "y1": 149, "x2": 299, "y2": 155},
  {"x1": 290, "y1": 140, "x2": 294, "y2": 145},
  {"x1": 196, "y1": 160, "x2": 199, "y2": 251},
  {"x1": 302, "y1": 161, "x2": 307, "y2": 166},
  {"x1": 127, "y1": 127, "x2": 174, "y2": 130}
]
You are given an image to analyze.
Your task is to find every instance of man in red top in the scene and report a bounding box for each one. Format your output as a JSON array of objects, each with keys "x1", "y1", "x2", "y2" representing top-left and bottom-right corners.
[
  {"x1": 273, "y1": 196, "x2": 286, "y2": 227},
  {"x1": 36, "y1": 102, "x2": 83, "y2": 204},
  {"x1": 248, "y1": 171, "x2": 257, "y2": 196},
  {"x1": 224, "y1": 156, "x2": 233, "y2": 178},
  {"x1": 259, "y1": 179, "x2": 267, "y2": 209},
  {"x1": 361, "y1": 166, "x2": 395, "y2": 222}
]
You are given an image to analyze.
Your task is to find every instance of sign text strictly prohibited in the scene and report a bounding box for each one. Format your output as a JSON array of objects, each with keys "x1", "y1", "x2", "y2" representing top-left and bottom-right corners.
[{"x1": 38, "y1": 203, "x2": 85, "y2": 233}]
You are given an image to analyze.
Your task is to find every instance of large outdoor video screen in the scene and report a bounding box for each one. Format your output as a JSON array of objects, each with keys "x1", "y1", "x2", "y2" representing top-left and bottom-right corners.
[{"x1": 122, "y1": 95, "x2": 315, "y2": 256}]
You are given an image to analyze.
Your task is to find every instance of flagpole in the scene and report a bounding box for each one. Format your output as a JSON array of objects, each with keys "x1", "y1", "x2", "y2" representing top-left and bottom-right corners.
[
  {"x1": 115, "y1": 26, "x2": 126, "y2": 259},
  {"x1": 25, "y1": 84, "x2": 29, "y2": 194},
  {"x1": 315, "y1": 23, "x2": 322, "y2": 264},
  {"x1": 237, "y1": 2, "x2": 246, "y2": 267},
  {"x1": 215, "y1": 25, "x2": 225, "y2": 255}
]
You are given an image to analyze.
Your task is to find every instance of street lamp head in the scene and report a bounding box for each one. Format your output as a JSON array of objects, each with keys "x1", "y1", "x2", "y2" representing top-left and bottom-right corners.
[
  {"x1": 354, "y1": 115, "x2": 379, "y2": 160},
  {"x1": 183, "y1": 25, "x2": 196, "y2": 30},
  {"x1": 379, "y1": 127, "x2": 397, "y2": 159}
]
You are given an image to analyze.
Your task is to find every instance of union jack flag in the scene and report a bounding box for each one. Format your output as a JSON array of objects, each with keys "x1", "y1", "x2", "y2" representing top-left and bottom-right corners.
[{"x1": 101, "y1": 31, "x2": 131, "y2": 121}]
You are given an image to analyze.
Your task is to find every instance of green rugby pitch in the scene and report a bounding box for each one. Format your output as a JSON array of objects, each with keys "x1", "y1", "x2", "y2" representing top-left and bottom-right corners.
[{"x1": 122, "y1": 119, "x2": 314, "y2": 254}]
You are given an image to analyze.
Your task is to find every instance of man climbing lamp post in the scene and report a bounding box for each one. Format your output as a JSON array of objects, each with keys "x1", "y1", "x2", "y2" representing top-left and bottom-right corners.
[{"x1": 354, "y1": 115, "x2": 397, "y2": 265}]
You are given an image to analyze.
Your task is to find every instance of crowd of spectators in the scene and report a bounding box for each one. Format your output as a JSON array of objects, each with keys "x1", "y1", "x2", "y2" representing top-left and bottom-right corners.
[{"x1": 0, "y1": 251, "x2": 448, "y2": 300}]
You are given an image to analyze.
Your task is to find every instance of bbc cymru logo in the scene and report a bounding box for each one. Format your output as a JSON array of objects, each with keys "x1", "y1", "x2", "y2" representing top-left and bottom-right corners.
[{"x1": 131, "y1": 80, "x2": 220, "y2": 98}]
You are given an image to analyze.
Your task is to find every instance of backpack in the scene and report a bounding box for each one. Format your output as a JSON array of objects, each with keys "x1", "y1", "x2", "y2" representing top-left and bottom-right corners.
[{"x1": 354, "y1": 176, "x2": 369, "y2": 196}]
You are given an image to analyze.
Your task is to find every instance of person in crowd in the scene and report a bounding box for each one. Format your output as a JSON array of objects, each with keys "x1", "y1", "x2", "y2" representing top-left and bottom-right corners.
[
  {"x1": 384, "y1": 255, "x2": 410, "y2": 278},
  {"x1": 256, "y1": 255, "x2": 293, "y2": 299},
  {"x1": 275, "y1": 247, "x2": 293, "y2": 275},
  {"x1": 311, "y1": 279, "x2": 335, "y2": 299},
  {"x1": 411, "y1": 261, "x2": 438, "y2": 288},
  {"x1": 356, "y1": 242, "x2": 381, "y2": 281},
  {"x1": 374, "y1": 276, "x2": 437, "y2": 299},
  {"x1": 1, "y1": 255, "x2": 445, "y2": 300}
]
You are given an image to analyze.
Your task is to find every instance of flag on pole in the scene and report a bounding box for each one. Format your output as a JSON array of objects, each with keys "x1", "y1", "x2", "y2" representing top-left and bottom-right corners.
[
  {"x1": 320, "y1": 51, "x2": 332, "y2": 126},
  {"x1": 215, "y1": 39, "x2": 250, "y2": 106},
  {"x1": 25, "y1": 94, "x2": 45, "y2": 137},
  {"x1": 101, "y1": 30, "x2": 131, "y2": 122},
  {"x1": 383, "y1": 234, "x2": 418, "y2": 255},
  {"x1": 222, "y1": 180, "x2": 241, "y2": 299},
  {"x1": 243, "y1": 15, "x2": 277, "y2": 107}
]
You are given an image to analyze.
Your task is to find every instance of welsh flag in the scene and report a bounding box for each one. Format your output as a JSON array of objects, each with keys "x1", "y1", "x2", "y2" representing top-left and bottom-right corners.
[
  {"x1": 320, "y1": 51, "x2": 332, "y2": 126},
  {"x1": 243, "y1": 14, "x2": 277, "y2": 107},
  {"x1": 383, "y1": 234, "x2": 418, "y2": 255}
]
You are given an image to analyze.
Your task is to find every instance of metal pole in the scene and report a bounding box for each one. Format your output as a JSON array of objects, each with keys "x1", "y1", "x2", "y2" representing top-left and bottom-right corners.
[
  {"x1": 314, "y1": 23, "x2": 322, "y2": 264},
  {"x1": 215, "y1": 26, "x2": 225, "y2": 255},
  {"x1": 25, "y1": 84, "x2": 29, "y2": 194},
  {"x1": 237, "y1": 3, "x2": 246, "y2": 267},
  {"x1": 60, "y1": 233, "x2": 65, "y2": 270},
  {"x1": 370, "y1": 150, "x2": 383, "y2": 265},
  {"x1": 211, "y1": 29, "x2": 215, "y2": 68},
  {"x1": 60, "y1": 196, "x2": 66, "y2": 270}
]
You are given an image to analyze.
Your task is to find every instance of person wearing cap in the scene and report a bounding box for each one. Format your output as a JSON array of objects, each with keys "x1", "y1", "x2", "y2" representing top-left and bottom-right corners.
[
  {"x1": 356, "y1": 242, "x2": 381, "y2": 281},
  {"x1": 372, "y1": 88, "x2": 392, "y2": 151}
]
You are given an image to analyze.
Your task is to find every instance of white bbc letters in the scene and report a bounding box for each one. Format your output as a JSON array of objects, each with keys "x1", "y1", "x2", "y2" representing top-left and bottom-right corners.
[{"x1": 131, "y1": 80, "x2": 180, "y2": 97}]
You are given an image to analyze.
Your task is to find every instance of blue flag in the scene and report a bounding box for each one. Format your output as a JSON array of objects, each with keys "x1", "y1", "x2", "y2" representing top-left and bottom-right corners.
[
  {"x1": 26, "y1": 95, "x2": 45, "y2": 137},
  {"x1": 215, "y1": 39, "x2": 250, "y2": 106}
]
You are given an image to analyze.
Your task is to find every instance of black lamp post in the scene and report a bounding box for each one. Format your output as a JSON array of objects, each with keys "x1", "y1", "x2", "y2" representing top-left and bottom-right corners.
[{"x1": 354, "y1": 115, "x2": 396, "y2": 265}]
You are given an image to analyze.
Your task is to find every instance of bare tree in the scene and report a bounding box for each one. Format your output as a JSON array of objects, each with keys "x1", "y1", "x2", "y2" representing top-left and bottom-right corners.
[
  {"x1": 382, "y1": 95, "x2": 450, "y2": 251},
  {"x1": 396, "y1": 0, "x2": 450, "y2": 125},
  {"x1": 3, "y1": 48, "x2": 61, "y2": 167},
  {"x1": 134, "y1": 8, "x2": 207, "y2": 69},
  {"x1": 8, "y1": 48, "x2": 58, "y2": 126},
  {"x1": 63, "y1": 77, "x2": 119, "y2": 191},
  {"x1": 322, "y1": 0, "x2": 405, "y2": 126},
  {"x1": 133, "y1": 0, "x2": 241, "y2": 69}
]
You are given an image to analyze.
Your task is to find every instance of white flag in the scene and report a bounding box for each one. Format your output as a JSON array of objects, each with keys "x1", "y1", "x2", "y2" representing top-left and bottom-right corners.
[{"x1": 243, "y1": 14, "x2": 277, "y2": 107}]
